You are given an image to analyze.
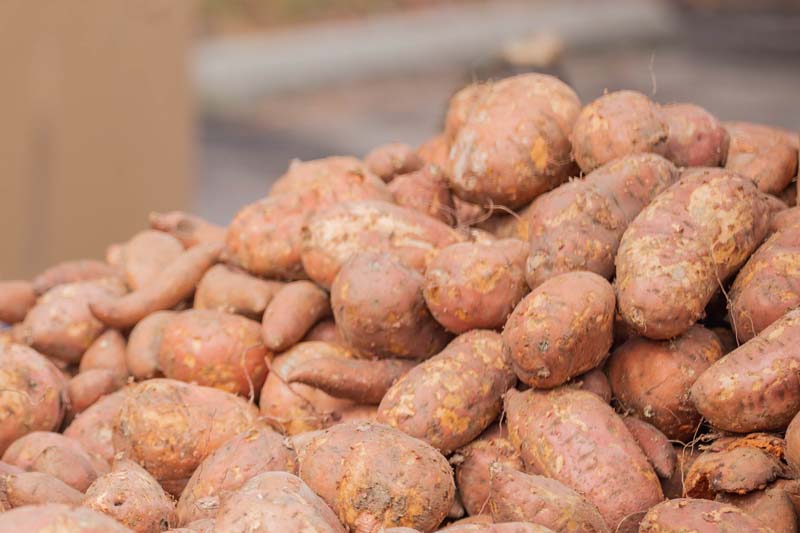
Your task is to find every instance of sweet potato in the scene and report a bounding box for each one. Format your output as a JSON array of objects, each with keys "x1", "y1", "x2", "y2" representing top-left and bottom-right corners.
[
  {"x1": 717, "y1": 486, "x2": 798, "y2": 533},
  {"x1": 83, "y1": 459, "x2": 177, "y2": 533},
  {"x1": 774, "y1": 479, "x2": 800, "y2": 515},
  {"x1": 685, "y1": 441, "x2": 786, "y2": 499},
  {"x1": 616, "y1": 167, "x2": 770, "y2": 339},
  {"x1": 567, "y1": 368, "x2": 612, "y2": 403},
  {"x1": 488, "y1": 464, "x2": 609, "y2": 533},
  {"x1": 571, "y1": 90, "x2": 668, "y2": 173},
  {"x1": 417, "y1": 133, "x2": 448, "y2": 169},
  {"x1": 378, "y1": 330, "x2": 515, "y2": 453},
  {"x1": 442, "y1": 524, "x2": 555, "y2": 533},
  {"x1": 193, "y1": 264, "x2": 282, "y2": 319},
  {"x1": 32, "y1": 260, "x2": 119, "y2": 296},
  {"x1": 388, "y1": 164, "x2": 455, "y2": 224},
  {"x1": 302, "y1": 200, "x2": 464, "y2": 289},
  {"x1": 725, "y1": 121, "x2": 799, "y2": 194},
  {"x1": 661, "y1": 445, "x2": 701, "y2": 499},
  {"x1": 121, "y1": 230, "x2": 184, "y2": 290},
  {"x1": 770, "y1": 206, "x2": 800, "y2": 235},
  {"x1": 169, "y1": 519, "x2": 215, "y2": 533},
  {"x1": 302, "y1": 319, "x2": 342, "y2": 344},
  {"x1": 297, "y1": 421, "x2": 455, "y2": 532},
  {"x1": 215, "y1": 471, "x2": 345, "y2": 533},
  {"x1": 444, "y1": 83, "x2": 486, "y2": 144},
  {"x1": 0, "y1": 471, "x2": 84, "y2": 508},
  {"x1": 503, "y1": 271, "x2": 614, "y2": 388},
  {"x1": 0, "y1": 280, "x2": 36, "y2": 324},
  {"x1": 0, "y1": 503, "x2": 134, "y2": 532},
  {"x1": 447, "y1": 75, "x2": 576, "y2": 208},
  {"x1": 125, "y1": 311, "x2": 175, "y2": 380},
  {"x1": 68, "y1": 369, "x2": 120, "y2": 413},
  {"x1": 79, "y1": 329, "x2": 128, "y2": 382},
  {"x1": 158, "y1": 309, "x2": 269, "y2": 397},
  {"x1": 270, "y1": 155, "x2": 389, "y2": 199},
  {"x1": 332, "y1": 251, "x2": 451, "y2": 359},
  {"x1": 788, "y1": 412, "x2": 800, "y2": 475},
  {"x1": 21, "y1": 278, "x2": 126, "y2": 363},
  {"x1": 90, "y1": 242, "x2": 223, "y2": 330},
  {"x1": 261, "y1": 280, "x2": 331, "y2": 352},
  {"x1": 691, "y1": 308, "x2": 800, "y2": 432},
  {"x1": 177, "y1": 426, "x2": 297, "y2": 524},
  {"x1": 729, "y1": 219, "x2": 800, "y2": 342},
  {"x1": 523, "y1": 153, "x2": 679, "y2": 288},
  {"x1": 504, "y1": 388, "x2": 662, "y2": 531},
  {"x1": 112, "y1": 379, "x2": 260, "y2": 494},
  {"x1": 423, "y1": 239, "x2": 528, "y2": 333},
  {"x1": 63, "y1": 389, "x2": 126, "y2": 463},
  {"x1": 662, "y1": 103, "x2": 729, "y2": 167},
  {"x1": 149, "y1": 211, "x2": 226, "y2": 248},
  {"x1": 365, "y1": 142, "x2": 424, "y2": 182},
  {"x1": 622, "y1": 417, "x2": 676, "y2": 479},
  {"x1": 639, "y1": 499, "x2": 772, "y2": 533},
  {"x1": 607, "y1": 325, "x2": 723, "y2": 441}
]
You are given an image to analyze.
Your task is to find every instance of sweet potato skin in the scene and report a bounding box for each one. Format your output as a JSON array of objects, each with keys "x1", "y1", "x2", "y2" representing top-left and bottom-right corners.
[
  {"x1": 524, "y1": 153, "x2": 678, "y2": 288},
  {"x1": 270, "y1": 155, "x2": 389, "y2": 199},
  {"x1": 67, "y1": 369, "x2": 119, "y2": 414},
  {"x1": 568, "y1": 368, "x2": 612, "y2": 403},
  {"x1": 607, "y1": 325, "x2": 723, "y2": 441},
  {"x1": 333, "y1": 251, "x2": 450, "y2": 359},
  {"x1": 0, "y1": 281, "x2": 36, "y2": 324},
  {"x1": 662, "y1": 103, "x2": 729, "y2": 167},
  {"x1": 445, "y1": 83, "x2": 486, "y2": 144},
  {"x1": 149, "y1": 211, "x2": 226, "y2": 248},
  {"x1": 770, "y1": 206, "x2": 800, "y2": 235},
  {"x1": 388, "y1": 164, "x2": 454, "y2": 224},
  {"x1": 365, "y1": 142, "x2": 424, "y2": 182},
  {"x1": 691, "y1": 308, "x2": 800, "y2": 432},
  {"x1": 641, "y1": 499, "x2": 773, "y2": 533},
  {"x1": 0, "y1": 503, "x2": 134, "y2": 532},
  {"x1": 503, "y1": 271, "x2": 614, "y2": 388},
  {"x1": 193, "y1": 264, "x2": 282, "y2": 319},
  {"x1": 79, "y1": 329, "x2": 128, "y2": 382},
  {"x1": 685, "y1": 446, "x2": 785, "y2": 500},
  {"x1": 64, "y1": 389, "x2": 126, "y2": 463},
  {"x1": 504, "y1": 388, "x2": 662, "y2": 531},
  {"x1": 297, "y1": 421, "x2": 455, "y2": 533},
  {"x1": 0, "y1": 471, "x2": 84, "y2": 508},
  {"x1": 261, "y1": 280, "x2": 330, "y2": 352},
  {"x1": 443, "y1": 524, "x2": 555, "y2": 533},
  {"x1": 417, "y1": 133, "x2": 448, "y2": 169},
  {"x1": 616, "y1": 167, "x2": 770, "y2": 339},
  {"x1": 32, "y1": 260, "x2": 119, "y2": 296},
  {"x1": 717, "y1": 486, "x2": 799, "y2": 533},
  {"x1": 121, "y1": 230, "x2": 184, "y2": 290},
  {"x1": 725, "y1": 121, "x2": 799, "y2": 194},
  {"x1": 424, "y1": 239, "x2": 529, "y2": 333},
  {"x1": 621, "y1": 417, "x2": 676, "y2": 479},
  {"x1": 125, "y1": 311, "x2": 175, "y2": 380}
]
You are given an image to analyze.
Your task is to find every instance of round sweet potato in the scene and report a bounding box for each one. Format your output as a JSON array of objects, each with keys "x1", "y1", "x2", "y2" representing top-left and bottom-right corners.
[
  {"x1": 0, "y1": 503, "x2": 134, "y2": 532},
  {"x1": 126, "y1": 311, "x2": 176, "y2": 380},
  {"x1": 365, "y1": 142, "x2": 424, "y2": 182},
  {"x1": 503, "y1": 271, "x2": 614, "y2": 388},
  {"x1": 424, "y1": 239, "x2": 529, "y2": 333},
  {"x1": 388, "y1": 164, "x2": 454, "y2": 224},
  {"x1": 725, "y1": 121, "x2": 799, "y2": 194},
  {"x1": 64, "y1": 389, "x2": 126, "y2": 463},
  {"x1": 121, "y1": 230, "x2": 184, "y2": 290},
  {"x1": 261, "y1": 280, "x2": 331, "y2": 352},
  {"x1": 32, "y1": 260, "x2": 119, "y2": 296},
  {"x1": 662, "y1": 103, "x2": 729, "y2": 167},
  {"x1": 194, "y1": 264, "x2": 282, "y2": 319},
  {"x1": 0, "y1": 280, "x2": 36, "y2": 324},
  {"x1": 639, "y1": 498, "x2": 772, "y2": 533},
  {"x1": 149, "y1": 211, "x2": 226, "y2": 248}
]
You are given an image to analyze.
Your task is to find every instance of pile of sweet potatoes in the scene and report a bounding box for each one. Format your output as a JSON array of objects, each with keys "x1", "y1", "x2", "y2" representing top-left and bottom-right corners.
[{"x1": 0, "y1": 72, "x2": 799, "y2": 532}]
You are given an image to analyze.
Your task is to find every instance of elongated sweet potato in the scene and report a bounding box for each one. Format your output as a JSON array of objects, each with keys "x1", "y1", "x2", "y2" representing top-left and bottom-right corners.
[
  {"x1": 488, "y1": 464, "x2": 609, "y2": 533},
  {"x1": 691, "y1": 308, "x2": 800, "y2": 432},
  {"x1": 67, "y1": 369, "x2": 120, "y2": 414},
  {"x1": 332, "y1": 251, "x2": 451, "y2": 359},
  {"x1": 504, "y1": 388, "x2": 662, "y2": 531},
  {"x1": 424, "y1": 239, "x2": 529, "y2": 333},
  {"x1": 0, "y1": 503, "x2": 134, "y2": 532},
  {"x1": 177, "y1": 426, "x2": 297, "y2": 525},
  {"x1": 639, "y1": 499, "x2": 772, "y2": 533},
  {"x1": 125, "y1": 311, "x2": 175, "y2": 379},
  {"x1": 194, "y1": 264, "x2": 282, "y2": 319},
  {"x1": 112, "y1": 379, "x2": 260, "y2": 494},
  {"x1": 83, "y1": 459, "x2": 177, "y2": 533},
  {"x1": 261, "y1": 280, "x2": 330, "y2": 352},
  {"x1": 388, "y1": 164, "x2": 454, "y2": 224},
  {"x1": 79, "y1": 329, "x2": 128, "y2": 381},
  {"x1": 0, "y1": 471, "x2": 84, "y2": 508},
  {"x1": 302, "y1": 200, "x2": 464, "y2": 289},
  {"x1": 616, "y1": 167, "x2": 770, "y2": 339},
  {"x1": 121, "y1": 230, "x2": 184, "y2": 290},
  {"x1": 365, "y1": 142, "x2": 424, "y2": 182},
  {"x1": 149, "y1": 211, "x2": 226, "y2": 248},
  {"x1": 717, "y1": 486, "x2": 799, "y2": 533},
  {"x1": 662, "y1": 103, "x2": 729, "y2": 167},
  {"x1": 215, "y1": 471, "x2": 345, "y2": 533},
  {"x1": 63, "y1": 389, "x2": 126, "y2": 463},
  {"x1": 0, "y1": 281, "x2": 36, "y2": 324},
  {"x1": 378, "y1": 330, "x2": 515, "y2": 453},
  {"x1": 158, "y1": 309, "x2": 269, "y2": 397},
  {"x1": 607, "y1": 325, "x2": 723, "y2": 441},
  {"x1": 571, "y1": 90, "x2": 668, "y2": 173},
  {"x1": 297, "y1": 421, "x2": 455, "y2": 532},
  {"x1": 503, "y1": 271, "x2": 614, "y2": 388},
  {"x1": 622, "y1": 417, "x2": 676, "y2": 479},
  {"x1": 725, "y1": 121, "x2": 798, "y2": 194},
  {"x1": 32, "y1": 260, "x2": 119, "y2": 296},
  {"x1": 524, "y1": 153, "x2": 678, "y2": 288},
  {"x1": 91, "y1": 243, "x2": 222, "y2": 330}
]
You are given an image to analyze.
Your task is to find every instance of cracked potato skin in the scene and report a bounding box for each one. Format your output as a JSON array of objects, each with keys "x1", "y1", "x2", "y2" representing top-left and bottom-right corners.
[
  {"x1": 662, "y1": 103, "x2": 729, "y2": 168},
  {"x1": 377, "y1": 330, "x2": 516, "y2": 454},
  {"x1": 638, "y1": 498, "x2": 772, "y2": 533},
  {"x1": 616, "y1": 167, "x2": 770, "y2": 340}
]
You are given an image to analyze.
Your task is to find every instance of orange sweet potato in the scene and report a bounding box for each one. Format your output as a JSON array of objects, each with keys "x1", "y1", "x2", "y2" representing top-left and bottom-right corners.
[
  {"x1": 388, "y1": 164, "x2": 455, "y2": 224},
  {"x1": 269, "y1": 155, "x2": 389, "y2": 199},
  {"x1": 444, "y1": 83, "x2": 487, "y2": 144},
  {"x1": 365, "y1": 142, "x2": 424, "y2": 182},
  {"x1": 149, "y1": 211, "x2": 226, "y2": 248},
  {"x1": 121, "y1": 230, "x2": 184, "y2": 290},
  {"x1": 662, "y1": 103, "x2": 729, "y2": 167},
  {"x1": 32, "y1": 260, "x2": 119, "y2": 296},
  {"x1": 67, "y1": 369, "x2": 120, "y2": 414},
  {"x1": 261, "y1": 280, "x2": 331, "y2": 352},
  {"x1": 622, "y1": 417, "x2": 676, "y2": 479},
  {"x1": 193, "y1": 264, "x2": 283, "y2": 319},
  {"x1": 63, "y1": 389, "x2": 126, "y2": 463},
  {"x1": 125, "y1": 310, "x2": 176, "y2": 380},
  {"x1": 302, "y1": 319, "x2": 342, "y2": 344},
  {"x1": 79, "y1": 329, "x2": 128, "y2": 382},
  {"x1": 725, "y1": 121, "x2": 799, "y2": 194},
  {"x1": 442, "y1": 524, "x2": 554, "y2": 533},
  {"x1": 639, "y1": 499, "x2": 772, "y2": 533},
  {"x1": 0, "y1": 471, "x2": 84, "y2": 508},
  {"x1": 566, "y1": 368, "x2": 612, "y2": 403},
  {"x1": 0, "y1": 503, "x2": 133, "y2": 532},
  {"x1": 0, "y1": 281, "x2": 36, "y2": 324},
  {"x1": 417, "y1": 133, "x2": 448, "y2": 169}
]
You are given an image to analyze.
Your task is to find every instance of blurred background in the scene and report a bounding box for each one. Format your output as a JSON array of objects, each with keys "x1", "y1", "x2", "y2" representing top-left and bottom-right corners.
[{"x1": 2, "y1": 0, "x2": 799, "y2": 278}]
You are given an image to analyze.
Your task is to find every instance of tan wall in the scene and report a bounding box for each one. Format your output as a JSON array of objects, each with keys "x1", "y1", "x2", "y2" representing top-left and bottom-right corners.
[{"x1": 0, "y1": 0, "x2": 193, "y2": 279}]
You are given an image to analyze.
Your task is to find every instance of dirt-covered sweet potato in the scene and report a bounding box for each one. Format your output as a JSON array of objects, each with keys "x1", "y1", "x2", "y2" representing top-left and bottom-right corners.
[
  {"x1": 149, "y1": 211, "x2": 226, "y2": 248},
  {"x1": 622, "y1": 417, "x2": 676, "y2": 479},
  {"x1": 262, "y1": 280, "x2": 331, "y2": 352},
  {"x1": 112, "y1": 379, "x2": 260, "y2": 494},
  {"x1": 177, "y1": 426, "x2": 297, "y2": 525},
  {"x1": 0, "y1": 281, "x2": 36, "y2": 324},
  {"x1": 297, "y1": 421, "x2": 455, "y2": 532},
  {"x1": 302, "y1": 200, "x2": 464, "y2": 289},
  {"x1": 68, "y1": 369, "x2": 120, "y2": 414},
  {"x1": 378, "y1": 330, "x2": 515, "y2": 453},
  {"x1": 607, "y1": 325, "x2": 723, "y2": 441},
  {"x1": 567, "y1": 368, "x2": 612, "y2": 403},
  {"x1": 333, "y1": 251, "x2": 450, "y2": 359},
  {"x1": 691, "y1": 308, "x2": 800, "y2": 432},
  {"x1": 424, "y1": 239, "x2": 528, "y2": 333},
  {"x1": 571, "y1": 90, "x2": 668, "y2": 173},
  {"x1": 0, "y1": 503, "x2": 134, "y2": 532},
  {"x1": 662, "y1": 103, "x2": 729, "y2": 167},
  {"x1": 79, "y1": 329, "x2": 128, "y2": 382},
  {"x1": 447, "y1": 74, "x2": 577, "y2": 208},
  {"x1": 661, "y1": 445, "x2": 701, "y2": 499},
  {"x1": 0, "y1": 471, "x2": 84, "y2": 508},
  {"x1": 158, "y1": 309, "x2": 269, "y2": 397},
  {"x1": 194, "y1": 264, "x2": 282, "y2": 319},
  {"x1": 725, "y1": 121, "x2": 799, "y2": 194},
  {"x1": 90, "y1": 243, "x2": 222, "y2": 330},
  {"x1": 215, "y1": 471, "x2": 345, "y2": 533},
  {"x1": 63, "y1": 389, "x2": 126, "y2": 463},
  {"x1": 729, "y1": 220, "x2": 800, "y2": 342},
  {"x1": 388, "y1": 164, "x2": 454, "y2": 224},
  {"x1": 365, "y1": 142, "x2": 424, "y2": 182},
  {"x1": 21, "y1": 278, "x2": 126, "y2": 363},
  {"x1": 523, "y1": 153, "x2": 679, "y2": 288},
  {"x1": 0, "y1": 343, "x2": 67, "y2": 454},
  {"x1": 32, "y1": 260, "x2": 119, "y2": 296},
  {"x1": 488, "y1": 464, "x2": 609, "y2": 533},
  {"x1": 83, "y1": 459, "x2": 177, "y2": 533},
  {"x1": 125, "y1": 311, "x2": 175, "y2": 380},
  {"x1": 503, "y1": 271, "x2": 614, "y2": 388},
  {"x1": 504, "y1": 388, "x2": 662, "y2": 531},
  {"x1": 639, "y1": 498, "x2": 772, "y2": 533},
  {"x1": 616, "y1": 167, "x2": 770, "y2": 339},
  {"x1": 121, "y1": 230, "x2": 184, "y2": 290},
  {"x1": 717, "y1": 486, "x2": 798, "y2": 533}
]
